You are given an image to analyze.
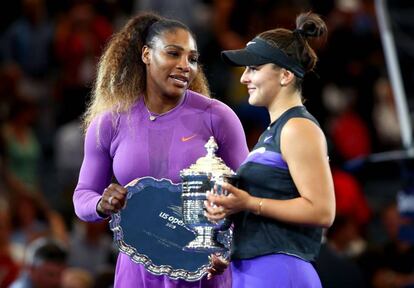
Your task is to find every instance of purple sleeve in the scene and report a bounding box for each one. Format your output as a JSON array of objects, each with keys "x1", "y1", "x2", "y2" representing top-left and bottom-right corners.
[
  {"x1": 210, "y1": 100, "x2": 249, "y2": 171},
  {"x1": 73, "y1": 114, "x2": 115, "y2": 222}
]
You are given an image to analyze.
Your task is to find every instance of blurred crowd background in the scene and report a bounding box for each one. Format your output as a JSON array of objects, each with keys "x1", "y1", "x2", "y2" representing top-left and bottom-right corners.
[{"x1": 0, "y1": 0, "x2": 413, "y2": 287}]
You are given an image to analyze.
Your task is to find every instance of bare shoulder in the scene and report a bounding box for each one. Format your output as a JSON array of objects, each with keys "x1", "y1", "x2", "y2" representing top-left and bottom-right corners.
[
  {"x1": 282, "y1": 117, "x2": 324, "y2": 141},
  {"x1": 280, "y1": 117, "x2": 327, "y2": 157}
]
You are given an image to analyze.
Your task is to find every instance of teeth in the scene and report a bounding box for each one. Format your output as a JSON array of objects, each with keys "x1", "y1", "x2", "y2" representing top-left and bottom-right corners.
[
  {"x1": 171, "y1": 76, "x2": 187, "y2": 83},
  {"x1": 171, "y1": 77, "x2": 187, "y2": 85}
]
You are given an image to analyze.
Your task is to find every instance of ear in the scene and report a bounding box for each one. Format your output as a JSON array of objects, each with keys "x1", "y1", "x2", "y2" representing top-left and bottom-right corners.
[
  {"x1": 280, "y1": 69, "x2": 295, "y2": 87},
  {"x1": 141, "y1": 45, "x2": 151, "y2": 65}
]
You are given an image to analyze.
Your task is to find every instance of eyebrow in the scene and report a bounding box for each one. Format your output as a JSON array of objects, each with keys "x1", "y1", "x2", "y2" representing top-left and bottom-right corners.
[{"x1": 164, "y1": 44, "x2": 198, "y2": 54}]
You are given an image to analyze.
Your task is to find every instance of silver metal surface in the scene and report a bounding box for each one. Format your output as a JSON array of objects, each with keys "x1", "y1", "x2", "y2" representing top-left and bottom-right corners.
[{"x1": 180, "y1": 136, "x2": 235, "y2": 252}]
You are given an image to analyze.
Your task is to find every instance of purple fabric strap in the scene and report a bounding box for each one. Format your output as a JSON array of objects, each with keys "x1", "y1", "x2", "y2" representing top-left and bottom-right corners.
[{"x1": 243, "y1": 150, "x2": 288, "y2": 170}]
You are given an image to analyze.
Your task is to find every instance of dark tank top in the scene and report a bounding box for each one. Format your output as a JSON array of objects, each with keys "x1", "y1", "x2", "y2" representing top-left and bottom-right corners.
[{"x1": 231, "y1": 106, "x2": 323, "y2": 261}]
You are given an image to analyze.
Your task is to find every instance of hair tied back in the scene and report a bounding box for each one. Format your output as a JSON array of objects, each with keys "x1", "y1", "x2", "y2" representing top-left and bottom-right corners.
[
  {"x1": 293, "y1": 29, "x2": 305, "y2": 36},
  {"x1": 293, "y1": 27, "x2": 319, "y2": 38}
]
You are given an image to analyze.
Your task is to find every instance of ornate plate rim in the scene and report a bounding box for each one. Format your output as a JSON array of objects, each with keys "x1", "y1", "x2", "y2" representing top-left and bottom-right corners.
[{"x1": 109, "y1": 176, "x2": 210, "y2": 281}]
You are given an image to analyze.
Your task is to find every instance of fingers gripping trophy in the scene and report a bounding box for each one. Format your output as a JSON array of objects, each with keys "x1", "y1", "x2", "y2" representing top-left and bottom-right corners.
[{"x1": 181, "y1": 136, "x2": 237, "y2": 253}]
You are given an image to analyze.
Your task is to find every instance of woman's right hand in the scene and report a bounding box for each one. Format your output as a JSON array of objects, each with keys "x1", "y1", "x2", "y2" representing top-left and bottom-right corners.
[
  {"x1": 97, "y1": 183, "x2": 128, "y2": 216},
  {"x1": 207, "y1": 253, "x2": 229, "y2": 280}
]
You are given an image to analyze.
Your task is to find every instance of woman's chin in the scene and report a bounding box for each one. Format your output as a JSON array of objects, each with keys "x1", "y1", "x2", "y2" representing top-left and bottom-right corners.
[
  {"x1": 248, "y1": 96, "x2": 258, "y2": 106},
  {"x1": 166, "y1": 87, "x2": 186, "y2": 99}
]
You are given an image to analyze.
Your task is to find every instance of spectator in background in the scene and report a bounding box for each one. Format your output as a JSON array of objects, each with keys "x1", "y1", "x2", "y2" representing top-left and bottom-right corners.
[
  {"x1": 10, "y1": 192, "x2": 51, "y2": 251},
  {"x1": 135, "y1": 0, "x2": 211, "y2": 37},
  {"x1": 62, "y1": 267, "x2": 94, "y2": 288},
  {"x1": 322, "y1": 83, "x2": 372, "y2": 161},
  {"x1": 1, "y1": 0, "x2": 54, "y2": 111},
  {"x1": 2, "y1": 98, "x2": 41, "y2": 194},
  {"x1": 54, "y1": 1, "x2": 112, "y2": 88},
  {"x1": 315, "y1": 215, "x2": 366, "y2": 288},
  {"x1": 0, "y1": 64, "x2": 21, "y2": 125},
  {"x1": 67, "y1": 220, "x2": 115, "y2": 276},
  {"x1": 330, "y1": 166, "x2": 372, "y2": 258},
  {"x1": 358, "y1": 203, "x2": 414, "y2": 288},
  {"x1": 53, "y1": 114, "x2": 84, "y2": 214},
  {"x1": 333, "y1": 167, "x2": 371, "y2": 229},
  {"x1": 10, "y1": 237, "x2": 68, "y2": 288},
  {"x1": 372, "y1": 77, "x2": 401, "y2": 151},
  {"x1": 1, "y1": 0, "x2": 53, "y2": 78},
  {"x1": 53, "y1": 2, "x2": 112, "y2": 126},
  {"x1": 319, "y1": 0, "x2": 382, "y2": 153},
  {"x1": 0, "y1": 198, "x2": 20, "y2": 288},
  {"x1": 9, "y1": 191, "x2": 68, "y2": 263}
]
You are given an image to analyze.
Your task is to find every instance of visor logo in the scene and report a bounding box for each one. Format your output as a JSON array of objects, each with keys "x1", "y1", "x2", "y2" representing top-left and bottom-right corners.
[{"x1": 246, "y1": 41, "x2": 256, "y2": 46}]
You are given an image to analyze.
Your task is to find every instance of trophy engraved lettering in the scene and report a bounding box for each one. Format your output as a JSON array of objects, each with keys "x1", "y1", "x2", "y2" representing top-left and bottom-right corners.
[{"x1": 181, "y1": 136, "x2": 237, "y2": 252}]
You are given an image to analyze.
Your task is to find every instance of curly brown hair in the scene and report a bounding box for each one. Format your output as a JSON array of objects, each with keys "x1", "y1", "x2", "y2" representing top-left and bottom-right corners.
[{"x1": 83, "y1": 12, "x2": 210, "y2": 130}]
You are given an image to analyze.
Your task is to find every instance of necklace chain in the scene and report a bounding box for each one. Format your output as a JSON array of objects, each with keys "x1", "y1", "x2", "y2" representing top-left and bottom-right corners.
[
  {"x1": 143, "y1": 95, "x2": 185, "y2": 121},
  {"x1": 143, "y1": 99, "x2": 163, "y2": 121},
  {"x1": 144, "y1": 105, "x2": 174, "y2": 121},
  {"x1": 145, "y1": 106, "x2": 158, "y2": 121}
]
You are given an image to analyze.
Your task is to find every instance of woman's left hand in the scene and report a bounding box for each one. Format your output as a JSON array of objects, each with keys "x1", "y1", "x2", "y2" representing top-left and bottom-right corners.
[
  {"x1": 206, "y1": 253, "x2": 229, "y2": 280},
  {"x1": 204, "y1": 182, "x2": 252, "y2": 221}
]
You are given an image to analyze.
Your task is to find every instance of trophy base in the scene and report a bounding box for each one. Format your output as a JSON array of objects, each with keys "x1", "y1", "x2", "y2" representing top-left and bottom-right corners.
[{"x1": 183, "y1": 226, "x2": 226, "y2": 253}]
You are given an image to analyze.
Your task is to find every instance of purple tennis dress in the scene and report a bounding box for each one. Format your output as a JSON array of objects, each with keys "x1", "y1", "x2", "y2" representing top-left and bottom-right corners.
[{"x1": 73, "y1": 90, "x2": 249, "y2": 288}]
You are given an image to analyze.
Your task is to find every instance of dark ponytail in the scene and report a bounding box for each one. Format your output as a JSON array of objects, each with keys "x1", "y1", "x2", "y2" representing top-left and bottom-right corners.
[
  {"x1": 294, "y1": 12, "x2": 327, "y2": 72},
  {"x1": 257, "y1": 12, "x2": 327, "y2": 90},
  {"x1": 295, "y1": 12, "x2": 327, "y2": 38}
]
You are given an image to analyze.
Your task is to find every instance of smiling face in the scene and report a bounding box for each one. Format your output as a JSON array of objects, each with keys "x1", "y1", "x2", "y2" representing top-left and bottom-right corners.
[
  {"x1": 240, "y1": 64, "x2": 283, "y2": 107},
  {"x1": 142, "y1": 28, "x2": 199, "y2": 100}
]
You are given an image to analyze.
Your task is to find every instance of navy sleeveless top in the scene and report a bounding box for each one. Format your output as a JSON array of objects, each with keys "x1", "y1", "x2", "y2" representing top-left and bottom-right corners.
[{"x1": 231, "y1": 106, "x2": 323, "y2": 261}]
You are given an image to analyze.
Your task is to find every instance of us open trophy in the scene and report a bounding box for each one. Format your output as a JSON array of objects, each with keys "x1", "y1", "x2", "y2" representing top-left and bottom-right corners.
[{"x1": 181, "y1": 136, "x2": 237, "y2": 252}]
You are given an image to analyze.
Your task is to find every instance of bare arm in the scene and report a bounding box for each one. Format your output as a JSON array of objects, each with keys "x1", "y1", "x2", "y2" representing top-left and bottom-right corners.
[
  {"x1": 274, "y1": 118, "x2": 335, "y2": 227},
  {"x1": 206, "y1": 118, "x2": 335, "y2": 228}
]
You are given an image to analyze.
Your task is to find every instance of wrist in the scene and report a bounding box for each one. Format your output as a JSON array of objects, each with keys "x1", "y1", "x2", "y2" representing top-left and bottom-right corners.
[
  {"x1": 96, "y1": 199, "x2": 110, "y2": 218},
  {"x1": 255, "y1": 198, "x2": 264, "y2": 215},
  {"x1": 248, "y1": 197, "x2": 264, "y2": 216}
]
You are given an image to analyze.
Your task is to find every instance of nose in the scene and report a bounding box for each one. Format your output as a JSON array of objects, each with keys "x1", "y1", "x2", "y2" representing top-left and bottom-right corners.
[
  {"x1": 177, "y1": 56, "x2": 190, "y2": 72},
  {"x1": 240, "y1": 68, "x2": 250, "y2": 84}
]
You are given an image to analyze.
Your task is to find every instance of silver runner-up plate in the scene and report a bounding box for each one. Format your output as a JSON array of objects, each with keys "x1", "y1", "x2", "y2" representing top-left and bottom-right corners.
[{"x1": 109, "y1": 177, "x2": 231, "y2": 281}]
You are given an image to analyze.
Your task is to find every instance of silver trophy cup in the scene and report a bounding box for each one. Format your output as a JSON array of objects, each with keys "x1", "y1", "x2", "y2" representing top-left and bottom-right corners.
[{"x1": 180, "y1": 136, "x2": 237, "y2": 253}]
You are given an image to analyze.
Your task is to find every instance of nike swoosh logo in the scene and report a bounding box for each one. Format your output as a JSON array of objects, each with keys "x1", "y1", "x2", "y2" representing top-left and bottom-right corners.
[{"x1": 181, "y1": 134, "x2": 197, "y2": 142}]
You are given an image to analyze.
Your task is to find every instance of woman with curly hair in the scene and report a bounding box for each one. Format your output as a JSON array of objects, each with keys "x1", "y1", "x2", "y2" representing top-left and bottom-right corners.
[{"x1": 73, "y1": 12, "x2": 248, "y2": 287}]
